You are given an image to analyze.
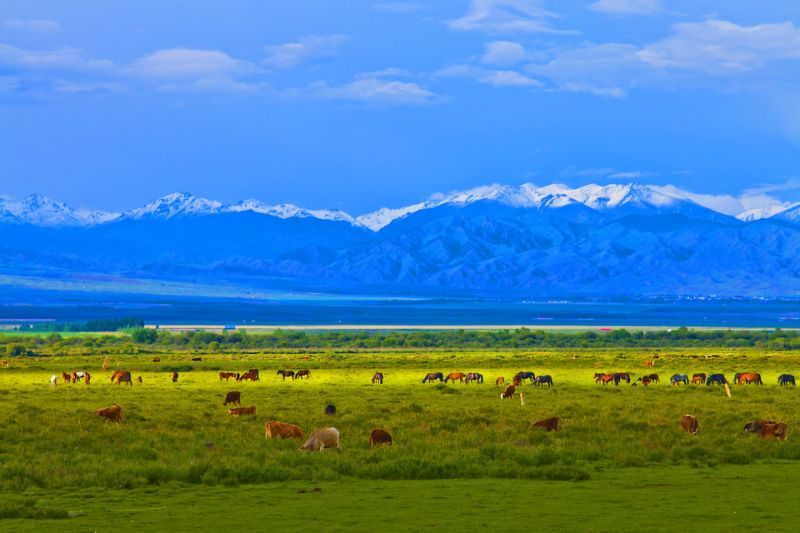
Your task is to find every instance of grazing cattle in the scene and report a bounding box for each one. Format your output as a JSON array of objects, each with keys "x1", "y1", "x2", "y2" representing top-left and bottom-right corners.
[
  {"x1": 294, "y1": 370, "x2": 311, "y2": 380},
  {"x1": 501, "y1": 384, "x2": 516, "y2": 399},
  {"x1": 228, "y1": 406, "x2": 256, "y2": 416},
  {"x1": 778, "y1": 374, "x2": 796, "y2": 387},
  {"x1": 192, "y1": 357, "x2": 202, "y2": 362},
  {"x1": 691, "y1": 373, "x2": 706, "y2": 385},
  {"x1": 465, "y1": 372, "x2": 484, "y2": 384},
  {"x1": 760, "y1": 422, "x2": 789, "y2": 440},
  {"x1": 95, "y1": 405, "x2": 122, "y2": 422},
  {"x1": 300, "y1": 427, "x2": 340, "y2": 451},
  {"x1": 136, "y1": 376, "x2": 142, "y2": 384},
  {"x1": 643, "y1": 360, "x2": 655, "y2": 368},
  {"x1": 594, "y1": 373, "x2": 614, "y2": 385},
  {"x1": 370, "y1": 428, "x2": 393, "y2": 448},
  {"x1": 152, "y1": 357, "x2": 160, "y2": 363},
  {"x1": 223, "y1": 391, "x2": 241, "y2": 406},
  {"x1": 445, "y1": 372, "x2": 466, "y2": 384},
  {"x1": 613, "y1": 372, "x2": 631, "y2": 385},
  {"x1": 744, "y1": 420, "x2": 777, "y2": 434},
  {"x1": 706, "y1": 373, "x2": 727, "y2": 386},
  {"x1": 372, "y1": 372, "x2": 384, "y2": 384},
  {"x1": 111, "y1": 370, "x2": 132, "y2": 386},
  {"x1": 514, "y1": 371, "x2": 536, "y2": 384},
  {"x1": 670, "y1": 374, "x2": 689, "y2": 386},
  {"x1": 533, "y1": 417, "x2": 561, "y2": 432},
  {"x1": 534, "y1": 375, "x2": 553, "y2": 387},
  {"x1": 265, "y1": 420, "x2": 304, "y2": 439},
  {"x1": 495, "y1": 376, "x2": 505, "y2": 386},
  {"x1": 237, "y1": 372, "x2": 258, "y2": 382},
  {"x1": 219, "y1": 372, "x2": 237, "y2": 381},
  {"x1": 50, "y1": 375, "x2": 57, "y2": 387},
  {"x1": 422, "y1": 372, "x2": 444, "y2": 383},
  {"x1": 680, "y1": 415, "x2": 699, "y2": 435},
  {"x1": 738, "y1": 372, "x2": 762, "y2": 385},
  {"x1": 325, "y1": 404, "x2": 336, "y2": 417},
  {"x1": 172, "y1": 371, "x2": 179, "y2": 383},
  {"x1": 62, "y1": 372, "x2": 72, "y2": 384}
]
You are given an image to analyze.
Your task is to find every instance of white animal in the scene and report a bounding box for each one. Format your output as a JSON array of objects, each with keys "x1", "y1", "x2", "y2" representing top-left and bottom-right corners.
[
  {"x1": 50, "y1": 375, "x2": 58, "y2": 387},
  {"x1": 299, "y1": 427, "x2": 340, "y2": 451}
]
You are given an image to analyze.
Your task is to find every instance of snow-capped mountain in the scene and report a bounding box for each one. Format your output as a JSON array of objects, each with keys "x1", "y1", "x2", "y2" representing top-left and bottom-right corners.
[
  {"x1": 0, "y1": 194, "x2": 120, "y2": 226},
  {"x1": 227, "y1": 199, "x2": 355, "y2": 224},
  {"x1": 127, "y1": 192, "x2": 223, "y2": 219},
  {"x1": 773, "y1": 203, "x2": 800, "y2": 224},
  {"x1": 737, "y1": 204, "x2": 796, "y2": 222}
]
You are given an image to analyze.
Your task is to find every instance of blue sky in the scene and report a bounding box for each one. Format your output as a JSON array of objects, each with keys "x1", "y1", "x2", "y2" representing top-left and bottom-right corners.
[{"x1": 1, "y1": 0, "x2": 799, "y2": 214}]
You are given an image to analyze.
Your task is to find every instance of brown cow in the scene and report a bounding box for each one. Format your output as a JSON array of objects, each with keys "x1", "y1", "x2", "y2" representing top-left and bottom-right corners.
[
  {"x1": 495, "y1": 376, "x2": 505, "y2": 386},
  {"x1": 95, "y1": 405, "x2": 122, "y2": 422},
  {"x1": 300, "y1": 427, "x2": 340, "y2": 451},
  {"x1": 680, "y1": 415, "x2": 698, "y2": 435},
  {"x1": 228, "y1": 406, "x2": 256, "y2": 416},
  {"x1": 760, "y1": 422, "x2": 788, "y2": 440},
  {"x1": 533, "y1": 417, "x2": 561, "y2": 432},
  {"x1": 744, "y1": 419, "x2": 777, "y2": 434},
  {"x1": 501, "y1": 384, "x2": 516, "y2": 399},
  {"x1": 265, "y1": 420, "x2": 304, "y2": 439},
  {"x1": 370, "y1": 428, "x2": 393, "y2": 448},
  {"x1": 223, "y1": 391, "x2": 241, "y2": 406}
]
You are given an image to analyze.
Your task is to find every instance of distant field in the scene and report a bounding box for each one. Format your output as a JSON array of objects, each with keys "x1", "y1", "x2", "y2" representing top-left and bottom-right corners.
[{"x1": 0, "y1": 348, "x2": 798, "y2": 531}]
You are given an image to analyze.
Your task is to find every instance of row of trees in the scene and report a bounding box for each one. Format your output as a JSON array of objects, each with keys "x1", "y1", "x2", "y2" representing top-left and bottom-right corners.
[{"x1": 3, "y1": 326, "x2": 800, "y2": 354}]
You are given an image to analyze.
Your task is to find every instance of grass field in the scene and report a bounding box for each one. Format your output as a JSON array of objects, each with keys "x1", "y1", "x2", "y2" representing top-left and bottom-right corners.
[{"x1": 0, "y1": 348, "x2": 798, "y2": 531}]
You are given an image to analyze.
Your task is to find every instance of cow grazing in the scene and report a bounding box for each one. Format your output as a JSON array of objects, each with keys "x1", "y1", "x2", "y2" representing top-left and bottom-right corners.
[
  {"x1": 95, "y1": 405, "x2": 122, "y2": 422},
  {"x1": 501, "y1": 384, "x2": 516, "y2": 399},
  {"x1": 533, "y1": 417, "x2": 561, "y2": 432},
  {"x1": 370, "y1": 428, "x2": 393, "y2": 448},
  {"x1": 534, "y1": 375, "x2": 553, "y2": 387},
  {"x1": 265, "y1": 420, "x2": 304, "y2": 439},
  {"x1": 325, "y1": 404, "x2": 337, "y2": 416},
  {"x1": 172, "y1": 371, "x2": 179, "y2": 383},
  {"x1": 300, "y1": 427, "x2": 340, "y2": 451},
  {"x1": 445, "y1": 372, "x2": 465, "y2": 384},
  {"x1": 228, "y1": 406, "x2": 256, "y2": 416},
  {"x1": 760, "y1": 422, "x2": 789, "y2": 440},
  {"x1": 744, "y1": 420, "x2": 777, "y2": 434},
  {"x1": 372, "y1": 372, "x2": 384, "y2": 384},
  {"x1": 495, "y1": 376, "x2": 505, "y2": 386},
  {"x1": 680, "y1": 415, "x2": 698, "y2": 435},
  {"x1": 422, "y1": 372, "x2": 443, "y2": 383},
  {"x1": 224, "y1": 391, "x2": 241, "y2": 406},
  {"x1": 706, "y1": 373, "x2": 727, "y2": 386},
  {"x1": 779, "y1": 374, "x2": 796, "y2": 387},
  {"x1": 294, "y1": 370, "x2": 311, "y2": 380},
  {"x1": 691, "y1": 373, "x2": 706, "y2": 385}
]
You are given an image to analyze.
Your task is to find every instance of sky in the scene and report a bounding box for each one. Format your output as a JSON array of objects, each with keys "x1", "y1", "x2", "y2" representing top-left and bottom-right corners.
[{"x1": 1, "y1": 0, "x2": 800, "y2": 215}]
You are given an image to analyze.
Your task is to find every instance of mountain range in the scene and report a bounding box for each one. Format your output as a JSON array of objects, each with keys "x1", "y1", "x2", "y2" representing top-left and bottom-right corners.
[{"x1": 1, "y1": 183, "x2": 800, "y2": 298}]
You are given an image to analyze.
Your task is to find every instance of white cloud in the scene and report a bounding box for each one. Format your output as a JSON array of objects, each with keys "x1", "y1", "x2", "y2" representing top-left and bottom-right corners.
[
  {"x1": 312, "y1": 77, "x2": 436, "y2": 105},
  {"x1": 0, "y1": 43, "x2": 113, "y2": 72},
  {"x1": 481, "y1": 40, "x2": 527, "y2": 66},
  {"x1": 371, "y1": 2, "x2": 427, "y2": 13},
  {"x1": 448, "y1": 0, "x2": 571, "y2": 34},
  {"x1": 131, "y1": 48, "x2": 255, "y2": 78},
  {"x1": 638, "y1": 20, "x2": 800, "y2": 73},
  {"x1": 436, "y1": 64, "x2": 541, "y2": 87},
  {"x1": 4, "y1": 19, "x2": 60, "y2": 32},
  {"x1": 589, "y1": 0, "x2": 661, "y2": 16},
  {"x1": 263, "y1": 34, "x2": 349, "y2": 69},
  {"x1": 651, "y1": 184, "x2": 794, "y2": 218}
]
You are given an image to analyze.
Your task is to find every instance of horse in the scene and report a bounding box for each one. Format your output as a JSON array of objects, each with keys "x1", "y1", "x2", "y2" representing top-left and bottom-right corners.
[
  {"x1": 706, "y1": 373, "x2": 727, "y2": 386},
  {"x1": 237, "y1": 372, "x2": 257, "y2": 382},
  {"x1": 514, "y1": 371, "x2": 535, "y2": 384},
  {"x1": 277, "y1": 370, "x2": 294, "y2": 380},
  {"x1": 733, "y1": 373, "x2": 743, "y2": 385},
  {"x1": 613, "y1": 373, "x2": 631, "y2": 385},
  {"x1": 372, "y1": 372, "x2": 384, "y2": 384},
  {"x1": 294, "y1": 370, "x2": 311, "y2": 380},
  {"x1": 670, "y1": 374, "x2": 689, "y2": 386},
  {"x1": 495, "y1": 376, "x2": 505, "y2": 386},
  {"x1": 172, "y1": 371, "x2": 179, "y2": 383},
  {"x1": 445, "y1": 372, "x2": 466, "y2": 384},
  {"x1": 642, "y1": 373, "x2": 659, "y2": 383},
  {"x1": 84, "y1": 372, "x2": 91, "y2": 385},
  {"x1": 691, "y1": 373, "x2": 706, "y2": 385},
  {"x1": 111, "y1": 370, "x2": 132, "y2": 386},
  {"x1": 422, "y1": 372, "x2": 444, "y2": 383},
  {"x1": 534, "y1": 375, "x2": 553, "y2": 387},
  {"x1": 594, "y1": 373, "x2": 615, "y2": 385},
  {"x1": 501, "y1": 384, "x2": 516, "y2": 399},
  {"x1": 219, "y1": 372, "x2": 237, "y2": 381},
  {"x1": 738, "y1": 372, "x2": 762, "y2": 385},
  {"x1": 465, "y1": 372, "x2": 483, "y2": 384},
  {"x1": 61, "y1": 372, "x2": 72, "y2": 384},
  {"x1": 72, "y1": 371, "x2": 86, "y2": 383},
  {"x1": 643, "y1": 360, "x2": 655, "y2": 368},
  {"x1": 50, "y1": 375, "x2": 58, "y2": 387},
  {"x1": 779, "y1": 374, "x2": 796, "y2": 387},
  {"x1": 637, "y1": 376, "x2": 651, "y2": 386},
  {"x1": 247, "y1": 369, "x2": 260, "y2": 381}
]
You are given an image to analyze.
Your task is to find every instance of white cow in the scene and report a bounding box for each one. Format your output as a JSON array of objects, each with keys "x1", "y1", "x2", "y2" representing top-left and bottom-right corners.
[{"x1": 299, "y1": 427, "x2": 340, "y2": 451}]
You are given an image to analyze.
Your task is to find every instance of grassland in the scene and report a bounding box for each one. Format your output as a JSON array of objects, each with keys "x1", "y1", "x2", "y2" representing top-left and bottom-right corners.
[{"x1": 1, "y1": 347, "x2": 798, "y2": 531}]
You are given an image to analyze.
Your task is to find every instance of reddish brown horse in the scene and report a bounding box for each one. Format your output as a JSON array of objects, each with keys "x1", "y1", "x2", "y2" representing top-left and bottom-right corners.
[
  {"x1": 445, "y1": 372, "x2": 465, "y2": 383},
  {"x1": 738, "y1": 372, "x2": 763, "y2": 385},
  {"x1": 294, "y1": 370, "x2": 311, "y2": 380},
  {"x1": 594, "y1": 373, "x2": 614, "y2": 385}
]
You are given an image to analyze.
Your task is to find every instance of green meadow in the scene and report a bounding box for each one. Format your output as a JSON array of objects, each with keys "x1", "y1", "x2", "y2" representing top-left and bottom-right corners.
[{"x1": 0, "y1": 347, "x2": 798, "y2": 531}]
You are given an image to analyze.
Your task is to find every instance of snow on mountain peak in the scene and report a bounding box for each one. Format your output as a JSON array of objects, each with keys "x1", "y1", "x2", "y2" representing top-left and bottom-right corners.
[
  {"x1": 227, "y1": 200, "x2": 355, "y2": 224},
  {"x1": 0, "y1": 193, "x2": 120, "y2": 226},
  {"x1": 128, "y1": 192, "x2": 223, "y2": 219}
]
